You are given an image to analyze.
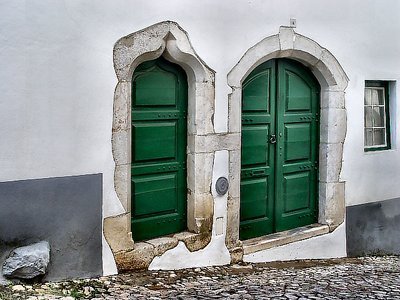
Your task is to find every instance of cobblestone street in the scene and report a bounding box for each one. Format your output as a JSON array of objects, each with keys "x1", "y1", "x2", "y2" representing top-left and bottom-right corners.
[{"x1": 0, "y1": 256, "x2": 399, "y2": 299}]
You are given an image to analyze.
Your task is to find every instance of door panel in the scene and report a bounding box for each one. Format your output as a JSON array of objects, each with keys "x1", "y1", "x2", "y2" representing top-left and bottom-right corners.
[
  {"x1": 131, "y1": 57, "x2": 187, "y2": 241},
  {"x1": 134, "y1": 70, "x2": 177, "y2": 106},
  {"x1": 283, "y1": 171, "x2": 311, "y2": 213},
  {"x1": 284, "y1": 123, "x2": 311, "y2": 162},
  {"x1": 240, "y1": 178, "x2": 269, "y2": 220},
  {"x1": 241, "y1": 125, "x2": 269, "y2": 166},
  {"x1": 285, "y1": 71, "x2": 312, "y2": 112},
  {"x1": 242, "y1": 72, "x2": 270, "y2": 112},
  {"x1": 133, "y1": 122, "x2": 177, "y2": 162},
  {"x1": 240, "y1": 58, "x2": 319, "y2": 240},
  {"x1": 132, "y1": 173, "x2": 178, "y2": 217}
]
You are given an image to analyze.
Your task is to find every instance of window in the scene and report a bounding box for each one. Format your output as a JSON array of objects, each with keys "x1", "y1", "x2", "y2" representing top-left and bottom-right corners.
[{"x1": 364, "y1": 81, "x2": 391, "y2": 151}]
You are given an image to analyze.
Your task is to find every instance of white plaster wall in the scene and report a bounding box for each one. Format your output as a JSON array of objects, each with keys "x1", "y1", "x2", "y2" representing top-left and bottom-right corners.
[
  {"x1": 244, "y1": 223, "x2": 347, "y2": 263},
  {"x1": 1, "y1": 0, "x2": 400, "y2": 270}
]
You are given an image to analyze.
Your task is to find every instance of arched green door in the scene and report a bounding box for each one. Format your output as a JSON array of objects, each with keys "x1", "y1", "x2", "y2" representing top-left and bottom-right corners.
[
  {"x1": 240, "y1": 58, "x2": 320, "y2": 240},
  {"x1": 131, "y1": 57, "x2": 187, "y2": 241}
]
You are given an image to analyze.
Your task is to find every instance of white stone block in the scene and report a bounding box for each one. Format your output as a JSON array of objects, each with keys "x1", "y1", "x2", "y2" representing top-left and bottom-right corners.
[
  {"x1": 319, "y1": 49, "x2": 349, "y2": 91},
  {"x1": 114, "y1": 164, "x2": 130, "y2": 212},
  {"x1": 113, "y1": 82, "x2": 131, "y2": 131},
  {"x1": 320, "y1": 90, "x2": 345, "y2": 109},
  {"x1": 279, "y1": 27, "x2": 295, "y2": 50},
  {"x1": 229, "y1": 150, "x2": 241, "y2": 199},
  {"x1": 192, "y1": 192, "x2": 214, "y2": 223},
  {"x1": 228, "y1": 89, "x2": 241, "y2": 133},
  {"x1": 293, "y1": 34, "x2": 323, "y2": 66},
  {"x1": 189, "y1": 152, "x2": 214, "y2": 194},
  {"x1": 319, "y1": 182, "x2": 345, "y2": 226},
  {"x1": 194, "y1": 82, "x2": 215, "y2": 135},
  {"x1": 320, "y1": 108, "x2": 347, "y2": 144},
  {"x1": 319, "y1": 143, "x2": 344, "y2": 183},
  {"x1": 212, "y1": 133, "x2": 240, "y2": 152},
  {"x1": 187, "y1": 153, "x2": 196, "y2": 192},
  {"x1": 112, "y1": 129, "x2": 130, "y2": 165},
  {"x1": 225, "y1": 196, "x2": 240, "y2": 247}
]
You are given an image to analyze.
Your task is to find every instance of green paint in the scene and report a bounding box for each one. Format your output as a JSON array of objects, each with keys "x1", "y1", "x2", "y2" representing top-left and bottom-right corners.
[
  {"x1": 131, "y1": 57, "x2": 187, "y2": 241},
  {"x1": 240, "y1": 59, "x2": 320, "y2": 240}
]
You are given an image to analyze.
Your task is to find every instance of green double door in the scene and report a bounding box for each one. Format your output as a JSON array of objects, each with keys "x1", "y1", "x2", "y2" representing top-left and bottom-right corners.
[
  {"x1": 131, "y1": 57, "x2": 187, "y2": 241},
  {"x1": 240, "y1": 59, "x2": 320, "y2": 240}
]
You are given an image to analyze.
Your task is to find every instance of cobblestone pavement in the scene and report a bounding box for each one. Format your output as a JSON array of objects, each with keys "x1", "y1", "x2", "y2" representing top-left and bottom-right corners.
[{"x1": 0, "y1": 256, "x2": 399, "y2": 299}]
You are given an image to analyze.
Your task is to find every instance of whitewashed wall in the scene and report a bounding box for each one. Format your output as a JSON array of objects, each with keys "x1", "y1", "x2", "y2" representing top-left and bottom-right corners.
[{"x1": 1, "y1": 0, "x2": 399, "y2": 271}]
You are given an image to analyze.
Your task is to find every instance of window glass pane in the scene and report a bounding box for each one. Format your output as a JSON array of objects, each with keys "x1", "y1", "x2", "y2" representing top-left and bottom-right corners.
[
  {"x1": 373, "y1": 128, "x2": 385, "y2": 146},
  {"x1": 364, "y1": 107, "x2": 373, "y2": 127},
  {"x1": 364, "y1": 89, "x2": 372, "y2": 105},
  {"x1": 365, "y1": 128, "x2": 373, "y2": 146},
  {"x1": 371, "y1": 89, "x2": 380, "y2": 105},
  {"x1": 377, "y1": 89, "x2": 384, "y2": 105},
  {"x1": 373, "y1": 106, "x2": 385, "y2": 127}
]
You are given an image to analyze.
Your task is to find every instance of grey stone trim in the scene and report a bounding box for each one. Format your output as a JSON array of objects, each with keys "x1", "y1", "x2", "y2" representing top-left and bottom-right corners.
[
  {"x1": 226, "y1": 26, "x2": 349, "y2": 254},
  {"x1": 108, "y1": 21, "x2": 217, "y2": 269}
]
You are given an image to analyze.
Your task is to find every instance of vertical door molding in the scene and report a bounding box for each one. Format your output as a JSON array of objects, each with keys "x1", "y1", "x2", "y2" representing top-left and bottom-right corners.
[
  {"x1": 106, "y1": 22, "x2": 215, "y2": 260},
  {"x1": 226, "y1": 27, "x2": 349, "y2": 251}
]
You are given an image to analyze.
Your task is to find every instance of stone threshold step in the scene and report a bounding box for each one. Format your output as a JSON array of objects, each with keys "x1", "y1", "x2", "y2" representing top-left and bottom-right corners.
[{"x1": 243, "y1": 224, "x2": 329, "y2": 255}]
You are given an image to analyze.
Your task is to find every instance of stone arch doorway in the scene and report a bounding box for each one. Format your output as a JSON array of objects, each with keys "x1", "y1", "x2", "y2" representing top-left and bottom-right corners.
[
  {"x1": 226, "y1": 27, "x2": 349, "y2": 251},
  {"x1": 240, "y1": 58, "x2": 321, "y2": 240},
  {"x1": 105, "y1": 21, "x2": 216, "y2": 269}
]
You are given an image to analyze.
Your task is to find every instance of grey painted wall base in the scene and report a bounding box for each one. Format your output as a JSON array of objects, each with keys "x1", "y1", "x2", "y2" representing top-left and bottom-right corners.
[
  {"x1": 0, "y1": 174, "x2": 103, "y2": 281},
  {"x1": 346, "y1": 197, "x2": 400, "y2": 256}
]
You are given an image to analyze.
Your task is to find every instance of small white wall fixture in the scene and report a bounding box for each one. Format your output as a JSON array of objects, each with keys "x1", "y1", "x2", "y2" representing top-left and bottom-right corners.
[
  {"x1": 226, "y1": 27, "x2": 349, "y2": 248},
  {"x1": 106, "y1": 21, "x2": 220, "y2": 270}
]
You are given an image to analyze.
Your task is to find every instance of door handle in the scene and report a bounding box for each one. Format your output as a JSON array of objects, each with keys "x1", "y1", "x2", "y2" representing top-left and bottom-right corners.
[{"x1": 269, "y1": 134, "x2": 277, "y2": 144}]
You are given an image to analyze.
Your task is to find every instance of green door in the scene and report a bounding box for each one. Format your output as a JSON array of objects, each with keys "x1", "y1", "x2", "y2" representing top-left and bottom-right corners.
[
  {"x1": 240, "y1": 58, "x2": 320, "y2": 240},
  {"x1": 131, "y1": 57, "x2": 187, "y2": 241}
]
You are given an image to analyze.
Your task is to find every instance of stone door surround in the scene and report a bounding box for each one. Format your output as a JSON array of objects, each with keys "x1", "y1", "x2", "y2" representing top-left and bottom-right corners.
[
  {"x1": 226, "y1": 27, "x2": 349, "y2": 252},
  {"x1": 105, "y1": 21, "x2": 221, "y2": 270}
]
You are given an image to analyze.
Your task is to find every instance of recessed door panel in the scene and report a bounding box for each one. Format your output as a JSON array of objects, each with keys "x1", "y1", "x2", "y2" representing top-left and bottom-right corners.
[
  {"x1": 284, "y1": 123, "x2": 311, "y2": 162},
  {"x1": 131, "y1": 57, "x2": 187, "y2": 241},
  {"x1": 240, "y1": 178, "x2": 269, "y2": 220},
  {"x1": 283, "y1": 171, "x2": 311, "y2": 214},
  {"x1": 133, "y1": 122, "x2": 177, "y2": 162},
  {"x1": 241, "y1": 126, "x2": 269, "y2": 166},
  {"x1": 132, "y1": 173, "x2": 178, "y2": 217},
  {"x1": 134, "y1": 70, "x2": 177, "y2": 106},
  {"x1": 285, "y1": 71, "x2": 312, "y2": 112},
  {"x1": 242, "y1": 72, "x2": 270, "y2": 112},
  {"x1": 240, "y1": 58, "x2": 319, "y2": 240}
]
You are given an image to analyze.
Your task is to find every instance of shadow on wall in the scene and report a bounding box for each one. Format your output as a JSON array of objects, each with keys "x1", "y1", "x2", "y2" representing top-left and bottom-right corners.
[
  {"x1": 346, "y1": 197, "x2": 400, "y2": 256},
  {"x1": 0, "y1": 174, "x2": 103, "y2": 281}
]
